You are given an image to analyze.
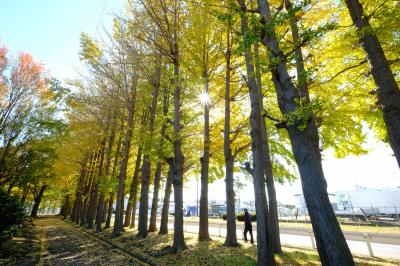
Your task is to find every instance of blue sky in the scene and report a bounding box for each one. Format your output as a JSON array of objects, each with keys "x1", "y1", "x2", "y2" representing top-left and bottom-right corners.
[{"x1": 0, "y1": 0, "x2": 126, "y2": 80}]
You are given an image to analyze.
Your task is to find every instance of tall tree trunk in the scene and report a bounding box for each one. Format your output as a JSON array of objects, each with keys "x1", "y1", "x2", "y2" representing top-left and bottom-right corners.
[
  {"x1": 149, "y1": 162, "x2": 162, "y2": 232},
  {"x1": 72, "y1": 197, "x2": 81, "y2": 223},
  {"x1": 159, "y1": 159, "x2": 173, "y2": 234},
  {"x1": 72, "y1": 159, "x2": 88, "y2": 223},
  {"x1": 130, "y1": 191, "x2": 138, "y2": 228},
  {"x1": 86, "y1": 150, "x2": 101, "y2": 228},
  {"x1": 96, "y1": 113, "x2": 116, "y2": 232},
  {"x1": 80, "y1": 197, "x2": 89, "y2": 226},
  {"x1": 61, "y1": 194, "x2": 71, "y2": 219},
  {"x1": 137, "y1": 155, "x2": 151, "y2": 238},
  {"x1": 105, "y1": 192, "x2": 114, "y2": 229},
  {"x1": 138, "y1": 57, "x2": 161, "y2": 238},
  {"x1": 238, "y1": 4, "x2": 276, "y2": 265},
  {"x1": 91, "y1": 143, "x2": 105, "y2": 229},
  {"x1": 151, "y1": 85, "x2": 170, "y2": 232},
  {"x1": 82, "y1": 153, "x2": 97, "y2": 225},
  {"x1": 30, "y1": 185, "x2": 47, "y2": 218},
  {"x1": 113, "y1": 103, "x2": 135, "y2": 237},
  {"x1": 87, "y1": 147, "x2": 103, "y2": 228},
  {"x1": 102, "y1": 198, "x2": 109, "y2": 223},
  {"x1": 171, "y1": 53, "x2": 187, "y2": 253},
  {"x1": 223, "y1": 20, "x2": 238, "y2": 247},
  {"x1": 199, "y1": 72, "x2": 211, "y2": 241},
  {"x1": 254, "y1": 42, "x2": 281, "y2": 254},
  {"x1": 344, "y1": 0, "x2": 400, "y2": 168},
  {"x1": 256, "y1": 0, "x2": 355, "y2": 264},
  {"x1": 125, "y1": 146, "x2": 142, "y2": 227},
  {"x1": 106, "y1": 115, "x2": 124, "y2": 229}
]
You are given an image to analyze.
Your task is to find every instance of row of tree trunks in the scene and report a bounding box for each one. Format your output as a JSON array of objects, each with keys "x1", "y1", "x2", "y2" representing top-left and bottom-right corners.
[
  {"x1": 105, "y1": 192, "x2": 114, "y2": 229},
  {"x1": 149, "y1": 86, "x2": 170, "y2": 232},
  {"x1": 124, "y1": 146, "x2": 142, "y2": 227},
  {"x1": 79, "y1": 151, "x2": 98, "y2": 226},
  {"x1": 256, "y1": 0, "x2": 355, "y2": 265},
  {"x1": 87, "y1": 143, "x2": 105, "y2": 228},
  {"x1": 113, "y1": 103, "x2": 135, "y2": 237},
  {"x1": 96, "y1": 113, "x2": 116, "y2": 232},
  {"x1": 71, "y1": 158, "x2": 88, "y2": 223},
  {"x1": 105, "y1": 114, "x2": 125, "y2": 229},
  {"x1": 85, "y1": 149, "x2": 101, "y2": 227},
  {"x1": 137, "y1": 54, "x2": 162, "y2": 239}
]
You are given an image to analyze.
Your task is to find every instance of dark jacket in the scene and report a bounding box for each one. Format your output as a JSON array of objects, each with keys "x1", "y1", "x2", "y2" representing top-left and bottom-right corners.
[{"x1": 244, "y1": 211, "x2": 252, "y2": 227}]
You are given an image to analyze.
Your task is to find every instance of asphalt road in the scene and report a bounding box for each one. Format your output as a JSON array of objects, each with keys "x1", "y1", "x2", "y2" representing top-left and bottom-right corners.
[
  {"x1": 160, "y1": 217, "x2": 400, "y2": 245},
  {"x1": 154, "y1": 216, "x2": 400, "y2": 259}
]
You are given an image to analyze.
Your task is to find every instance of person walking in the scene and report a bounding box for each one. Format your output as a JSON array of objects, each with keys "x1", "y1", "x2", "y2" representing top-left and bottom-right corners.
[{"x1": 243, "y1": 209, "x2": 254, "y2": 244}]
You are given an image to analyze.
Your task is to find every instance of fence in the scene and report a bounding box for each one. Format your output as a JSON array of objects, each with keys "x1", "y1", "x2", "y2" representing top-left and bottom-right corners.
[{"x1": 161, "y1": 213, "x2": 400, "y2": 259}]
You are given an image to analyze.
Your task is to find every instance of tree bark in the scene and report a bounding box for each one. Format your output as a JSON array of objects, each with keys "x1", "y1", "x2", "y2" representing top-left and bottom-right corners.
[
  {"x1": 72, "y1": 158, "x2": 88, "y2": 223},
  {"x1": 113, "y1": 104, "x2": 135, "y2": 237},
  {"x1": 105, "y1": 192, "x2": 114, "y2": 229},
  {"x1": 80, "y1": 196, "x2": 89, "y2": 226},
  {"x1": 171, "y1": 50, "x2": 187, "y2": 253},
  {"x1": 159, "y1": 159, "x2": 173, "y2": 234},
  {"x1": 151, "y1": 85, "x2": 170, "y2": 232},
  {"x1": 149, "y1": 162, "x2": 162, "y2": 232},
  {"x1": 256, "y1": 0, "x2": 355, "y2": 264},
  {"x1": 96, "y1": 113, "x2": 116, "y2": 231},
  {"x1": 237, "y1": 4, "x2": 276, "y2": 264},
  {"x1": 199, "y1": 72, "x2": 211, "y2": 242},
  {"x1": 86, "y1": 149, "x2": 101, "y2": 228},
  {"x1": 30, "y1": 184, "x2": 47, "y2": 218},
  {"x1": 344, "y1": 0, "x2": 400, "y2": 168},
  {"x1": 124, "y1": 146, "x2": 142, "y2": 227},
  {"x1": 82, "y1": 153, "x2": 97, "y2": 225},
  {"x1": 223, "y1": 21, "x2": 238, "y2": 247},
  {"x1": 130, "y1": 191, "x2": 138, "y2": 228},
  {"x1": 60, "y1": 194, "x2": 71, "y2": 219},
  {"x1": 137, "y1": 155, "x2": 151, "y2": 238},
  {"x1": 138, "y1": 57, "x2": 161, "y2": 238},
  {"x1": 254, "y1": 42, "x2": 281, "y2": 254},
  {"x1": 106, "y1": 114, "x2": 124, "y2": 229},
  {"x1": 102, "y1": 198, "x2": 109, "y2": 223},
  {"x1": 88, "y1": 146, "x2": 104, "y2": 228}
]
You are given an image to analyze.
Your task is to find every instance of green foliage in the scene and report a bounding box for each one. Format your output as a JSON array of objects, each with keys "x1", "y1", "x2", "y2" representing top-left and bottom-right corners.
[
  {"x1": 209, "y1": 165, "x2": 224, "y2": 182},
  {"x1": 284, "y1": 98, "x2": 322, "y2": 130},
  {"x1": 99, "y1": 175, "x2": 118, "y2": 194},
  {"x1": 79, "y1": 32, "x2": 102, "y2": 62},
  {"x1": 0, "y1": 190, "x2": 26, "y2": 243}
]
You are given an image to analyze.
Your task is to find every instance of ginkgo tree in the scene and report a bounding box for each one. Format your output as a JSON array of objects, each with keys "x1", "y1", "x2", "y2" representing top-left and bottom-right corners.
[{"x1": 5, "y1": 0, "x2": 398, "y2": 265}]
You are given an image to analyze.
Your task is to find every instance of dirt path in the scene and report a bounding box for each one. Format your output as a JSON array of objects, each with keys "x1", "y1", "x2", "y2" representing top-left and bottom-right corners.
[{"x1": 33, "y1": 217, "x2": 143, "y2": 266}]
